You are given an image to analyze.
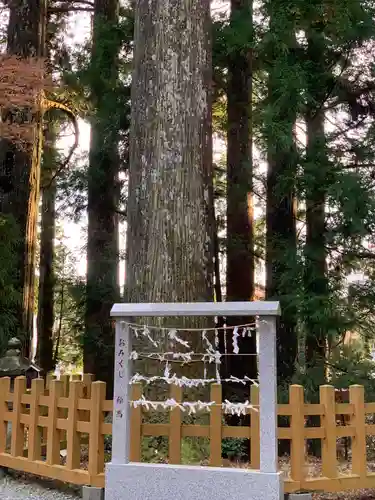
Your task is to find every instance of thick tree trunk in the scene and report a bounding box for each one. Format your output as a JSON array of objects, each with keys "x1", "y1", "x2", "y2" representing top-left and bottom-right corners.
[
  {"x1": 226, "y1": 0, "x2": 256, "y2": 387},
  {"x1": 85, "y1": 0, "x2": 120, "y2": 396},
  {"x1": 304, "y1": 32, "x2": 328, "y2": 382},
  {"x1": 37, "y1": 123, "x2": 57, "y2": 375},
  {"x1": 126, "y1": 0, "x2": 214, "y2": 387},
  {"x1": 265, "y1": 9, "x2": 298, "y2": 385},
  {"x1": 266, "y1": 144, "x2": 298, "y2": 385},
  {"x1": 0, "y1": 0, "x2": 46, "y2": 357},
  {"x1": 126, "y1": 0, "x2": 213, "y2": 306}
]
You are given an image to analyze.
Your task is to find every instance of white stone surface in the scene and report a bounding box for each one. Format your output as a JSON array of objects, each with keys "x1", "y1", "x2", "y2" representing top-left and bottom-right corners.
[
  {"x1": 258, "y1": 317, "x2": 278, "y2": 473},
  {"x1": 108, "y1": 301, "x2": 283, "y2": 498},
  {"x1": 110, "y1": 301, "x2": 281, "y2": 317},
  {"x1": 105, "y1": 463, "x2": 283, "y2": 500},
  {"x1": 112, "y1": 322, "x2": 131, "y2": 464}
]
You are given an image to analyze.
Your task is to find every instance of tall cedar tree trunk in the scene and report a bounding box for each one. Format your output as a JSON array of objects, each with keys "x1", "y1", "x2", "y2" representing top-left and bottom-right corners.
[
  {"x1": 37, "y1": 121, "x2": 57, "y2": 375},
  {"x1": 304, "y1": 30, "x2": 328, "y2": 381},
  {"x1": 36, "y1": 9, "x2": 62, "y2": 374},
  {"x1": 126, "y1": 0, "x2": 214, "y2": 379},
  {"x1": 85, "y1": 0, "x2": 120, "y2": 395},
  {"x1": 0, "y1": 0, "x2": 47, "y2": 356},
  {"x1": 265, "y1": 5, "x2": 298, "y2": 384},
  {"x1": 226, "y1": 0, "x2": 256, "y2": 396}
]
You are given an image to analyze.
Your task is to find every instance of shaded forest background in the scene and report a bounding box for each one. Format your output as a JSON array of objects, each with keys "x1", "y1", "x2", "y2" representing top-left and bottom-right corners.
[{"x1": 1, "y1": 0, "x2": 375, "y2": 410}]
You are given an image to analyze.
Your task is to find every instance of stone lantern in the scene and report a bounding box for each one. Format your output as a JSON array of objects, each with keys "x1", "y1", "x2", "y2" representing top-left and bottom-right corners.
[{"x1": 0, "y1": 337, "x2": 41, "y2": 389}]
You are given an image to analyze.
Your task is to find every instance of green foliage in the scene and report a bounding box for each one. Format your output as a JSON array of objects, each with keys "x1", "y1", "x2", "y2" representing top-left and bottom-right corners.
[
  {"x1": 63, "y1": 11, "x2": 133, "y2": 140},
  {"x1": 330, "y1": 342, "x2": 375, "y2": 397},
  {"x1": 57, "y1": 10, "x2": 133, "y2": 225},
  {"x1": 139, "y1": 437, "x2": 247, "y2": 464},
  {"x1": 52, "y1": 230, "x2": 85, "y2": 369},
  {"x1": 12, "y1": 0, "x2": 375, "y2": 392},
  {"x1": 257, "y1": 0, "x2": 375, "y2": 385},
  {"x1": 222, "y1": 438, "x2": 247, "y2": 461},
  {"x1": 0, "y1": 214, "x2": 21, "y2": 355},
  {"x1": 209, "y1": 0, "x2": 375, "y2": 389}
]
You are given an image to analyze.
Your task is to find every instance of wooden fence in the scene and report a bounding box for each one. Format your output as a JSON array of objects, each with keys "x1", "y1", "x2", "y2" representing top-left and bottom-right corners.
[{"x1": 1, "y1": 376, "x2": 375, "y2": 493}]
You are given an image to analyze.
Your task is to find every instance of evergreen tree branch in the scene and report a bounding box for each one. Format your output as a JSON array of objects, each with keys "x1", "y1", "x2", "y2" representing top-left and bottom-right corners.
[
  {"x1": 115, "y1": 208, "x2": 127, "y2": 217},
  {"x1": 48, "y1": 6, "x2": 93, "y2": 13},
  {"x1": 41, "y1": 98, "x2": 79, "y2": 189},
  {"x1": 326, "y1": 244, "x2": 375, "y2": 261},
  {"x1": 49, "y1": 0, "x2": 93, "y2": 5},
  {"x1": 54, "y1": 0, "x2": 93, "y2": 3},
  {"x1": 345, "y1": 251, "x2": 375, "y2": 260},
  {"x1": 48, "y1": 0, "x2": 94, "y2": 12},
  {"x1": 325, "y1": 115, "x2": 368, "y2": 144}
]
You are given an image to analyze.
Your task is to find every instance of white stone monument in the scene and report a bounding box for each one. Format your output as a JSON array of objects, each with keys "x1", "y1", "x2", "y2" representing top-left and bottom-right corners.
[{"x1": 106, "y1": 301, "x2": 283, "y2": 500}]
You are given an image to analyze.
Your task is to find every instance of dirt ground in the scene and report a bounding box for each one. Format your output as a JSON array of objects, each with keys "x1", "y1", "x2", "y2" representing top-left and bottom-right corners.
[
  {"x1": 279, "y1": 456, "x2": 375, "y2": 499},
  {"x1": 313, "y1": 492, "x2": 375, "y2": 499}
]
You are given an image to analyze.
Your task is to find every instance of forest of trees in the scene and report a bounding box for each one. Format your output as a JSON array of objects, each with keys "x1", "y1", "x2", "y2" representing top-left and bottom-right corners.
[{"x1": 1, "y1": 0, "x2": 375, "y2": 402}]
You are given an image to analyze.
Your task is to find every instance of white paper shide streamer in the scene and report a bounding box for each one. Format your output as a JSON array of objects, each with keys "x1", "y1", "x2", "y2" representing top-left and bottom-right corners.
[
  {"x1": 131, "y1": 395, "x2": 258, "y2": 416},
  {"x1": 232, "y1": 326, "x2": 240, "y2": 354},
  {"x1": 130, "y1": 373, "x2": 258, "y2": 388},
  {"x1": 125, "y1": 321, "x2": 259, "y2": 417}
]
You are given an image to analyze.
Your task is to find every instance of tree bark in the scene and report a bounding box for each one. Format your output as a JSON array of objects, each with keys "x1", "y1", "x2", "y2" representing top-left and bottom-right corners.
[
  {"x1": 226, "y1": 0, "x2": 257, "y2": 386},
  {"x1": 126, "y1": 0, "x2": 214, "y2": 387},
  {"x1": 0, "y1": 0, "x2": 47, "y2": 357},
  {"x1": 266, "y1": 142, "x2": 298, "y2": 385},
  {"x1": 37, "y1": 122, "x2": 57, "y2": 375},
  {"x1": 126, "y1": 0, "x2": 214, "y2": 306},
  {"x1": 85, "y1": 0, "x2": 120, "y2": 396},
  {"x1": 265, "y1": 7, "x2": 298, "y2": 384},
  {"x1": 304, "y1": 31, "x2": 328, "y2": 381}
]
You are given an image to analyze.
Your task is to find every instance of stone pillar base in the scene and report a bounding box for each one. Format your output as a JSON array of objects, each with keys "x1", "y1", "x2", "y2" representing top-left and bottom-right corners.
[{"x1": 106, "y1": 462, "x2": 284, "y2": 500}]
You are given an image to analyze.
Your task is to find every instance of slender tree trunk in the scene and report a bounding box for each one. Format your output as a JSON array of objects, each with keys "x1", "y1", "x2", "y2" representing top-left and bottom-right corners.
[
  {"x1": 54, "y1": 269, "x2": 65, "y2": 367},
  {"x1": 226, "y1": 0, "x2": 256, "y2": 392},
  {"x1": 304, "y1": 31, "x2": 328, "y2": 383},
  {"x1": 265, "y1": 7, "x2": 298, "y2": 385},
  {"x1": 266, "y1": 143, "x2": 298, "y2": 385},
  {"x1": 126, "y1": 0, "x2": 213, "y2": 306},
  {"x1": 0, "y1": 0, "x2": 47, "y2": 357},
  {"x1": 37, "y1": 122, "x2": 57, "y2": 375},
  {"x1": 213, "y1": 207, "x2": 222, "y2": 304},
  {"x1": 85, "y1": 0, "x2": 120, "y2": 395}
]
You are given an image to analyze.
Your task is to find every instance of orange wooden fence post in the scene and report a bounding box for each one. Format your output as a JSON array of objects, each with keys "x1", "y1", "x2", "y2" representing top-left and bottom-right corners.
[
  {"x1": 209, "y1": 383, "x2": 222, "y2": 467},
  {"x1": 289, "y1": 385, "x2": 305, "y2": 484},
  {"x1": 11, "y1": 376, "x2": 26, "y2": 457},
  {"x1": 66, "y1": 380, "x2": 84, "y2": 470},
  {"x1": 88, "y1": 381, "x2": 106, "y2": 477},
  {"x1": 81, "y1": 374, "x2": 94, "y2": 423},
  {"x1": 250, "y1": 385, "x2": 260, "y2": 469},
  {"x1": 46, "y1": 379, "x2": 63, "y2": 465},
  {"x1": 169, "y1": 384, "x2": 182, "y2": 464},
  {"x1": 349, "y1": 385, "x2": 367, "y2": 479},
  {"x1": 28, "y1": 378, "x2": 44, "y2": 461},
  {"x1": 0, "y1": 377, "x2": 10, "y2": 453},
  {"x1": 45, "y1": 374, "x2": 56, "y2": 393},
  {"x1": 42, "y1": 374, "x2": 56, "y2": 445},
  {"x1": 83, "y1": 374, "x2": 94, "y2": 394},
  {"x1": 60, "y1": 374, "x2": 70, "y2": 397},
  {"x1": 320, "y1": 385, "x2": 337, "y2": 478},
  {"x1": 2, "y1": 374, "x2": 374, "y2": 492},
  {"x1": 59, "y1": 374, "x2": 70, "y2": 443},
  {"x1": 130, "y1": 384, "x2": 142, "y2": 462}
]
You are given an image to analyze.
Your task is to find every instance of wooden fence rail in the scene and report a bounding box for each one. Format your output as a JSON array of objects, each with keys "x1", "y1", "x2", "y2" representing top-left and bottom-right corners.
[{"x1": 1, "y1": 376, "x2": 375, "y2": 493}]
